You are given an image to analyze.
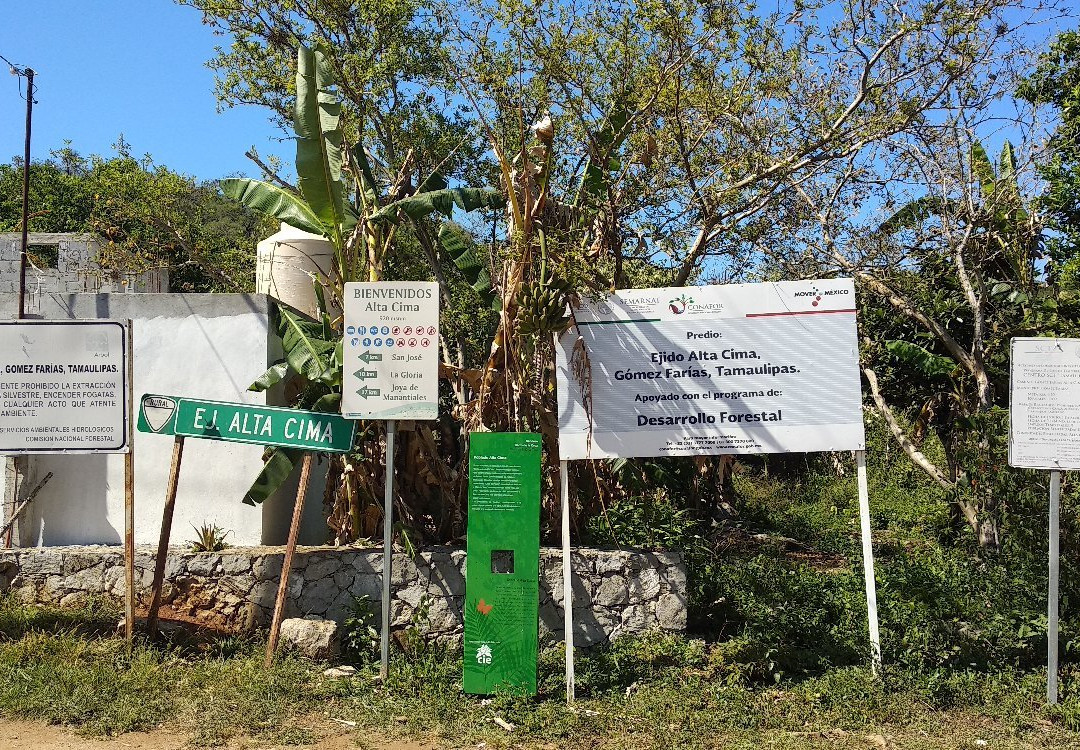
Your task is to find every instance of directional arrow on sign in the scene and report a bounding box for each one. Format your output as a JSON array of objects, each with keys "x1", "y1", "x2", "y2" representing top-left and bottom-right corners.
[
  {"x1": 358, "y1": 351, "x2": 382, "y2": 363},
  {"x1": 355, "y1": 386, "x2": 381, "y2": 399},
  {"x1": 353, "y1": 369, "x2": 378, "y2": 380}
]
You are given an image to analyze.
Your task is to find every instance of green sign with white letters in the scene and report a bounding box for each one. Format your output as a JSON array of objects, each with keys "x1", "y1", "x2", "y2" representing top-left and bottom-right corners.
[{"x1": 138, "y1": 393, "x2": 355, "y2": 453}]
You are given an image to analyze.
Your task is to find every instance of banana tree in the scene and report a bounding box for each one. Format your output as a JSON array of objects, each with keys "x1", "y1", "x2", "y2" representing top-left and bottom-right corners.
[{"x1": 221, "y1": 42, "x2": 504, "y2": 542}]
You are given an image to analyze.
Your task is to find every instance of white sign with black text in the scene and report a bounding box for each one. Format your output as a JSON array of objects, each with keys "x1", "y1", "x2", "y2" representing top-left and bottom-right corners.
[
  {"x1": 555, "y1": 279, "x2": 865, "y2": 459},
  {"x1": 1009, "y1": 337, "x2": 1080, "y2": 470},
  {"x1": 0, "y1": 320, "x2": 129, "y2": 454},
  {"x1": 342, "y1": 281, "x2": 439, "y2": 420}
]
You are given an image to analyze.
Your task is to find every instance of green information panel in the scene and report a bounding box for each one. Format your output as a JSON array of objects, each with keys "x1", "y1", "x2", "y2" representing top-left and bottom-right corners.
[{"x1": 463, "y1": 432, "x2": 542, "y2": 695}]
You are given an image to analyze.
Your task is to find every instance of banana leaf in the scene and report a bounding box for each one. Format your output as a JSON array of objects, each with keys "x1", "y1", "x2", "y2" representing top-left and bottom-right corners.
[
  {"x1": 243, "y1": 447, "x2": 303, "y2": 506},
  {"x1": 370, "y1": 187, "x2": 505, "y2": 224},
  {"x1": 220, "y1": 178, "x2": 326, "y2": 238},
  {"x1": 278, "y1": 306, "x2": 334, "y2": 381},
  {"x1": 884, "y1": 340, "x2": 957, "y2": 379},
  {"x1": 438, "y1": 221, "x2": 499, "y2": 309},
  {"x1": 249, "y1": 361, "x2": 291, "y2": 392},
  {"x1": 295, "y1": 43, "x2": 352, "y2": 243}
]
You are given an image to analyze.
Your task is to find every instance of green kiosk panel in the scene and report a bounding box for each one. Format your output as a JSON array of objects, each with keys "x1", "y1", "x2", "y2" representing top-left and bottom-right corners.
[{"x1": 463, "y1": 432, "x2": 542, "y2": 695}]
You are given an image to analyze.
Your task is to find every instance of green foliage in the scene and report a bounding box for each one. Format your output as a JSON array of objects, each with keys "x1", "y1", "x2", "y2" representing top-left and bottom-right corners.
[
  {"x1": 0, "y1": 146, "x2": 271, "y2": 291},
  {"x1": 340, "y1": 595, "x2": 380, "y2": 665}
]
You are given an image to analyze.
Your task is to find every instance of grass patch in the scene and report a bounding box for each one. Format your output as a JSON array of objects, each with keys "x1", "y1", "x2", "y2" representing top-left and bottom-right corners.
[{"x1": 0, "y1": 597, "x2": 1078, "y2": 748}]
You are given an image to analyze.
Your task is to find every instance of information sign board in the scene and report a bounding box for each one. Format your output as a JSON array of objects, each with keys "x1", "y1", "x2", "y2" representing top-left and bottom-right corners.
[
  {"x1": 1009, "y1": 337, "x2": 1080, "y2": 470},
  {"x1": 0, "y1": 320, "x2": 128, "y2": 454},
  {"x1": 463, "y1": 432, "x2": 542, "y2": 695},
  {"x1": 555, "y1": 279, "x2": 865, "y2": 459},
  {"x1": 341, "y1": 281, "x2": 439, "y2": 420},
  {"x1": 137, "y1": 393, "x2": 356, "y2": 453}
]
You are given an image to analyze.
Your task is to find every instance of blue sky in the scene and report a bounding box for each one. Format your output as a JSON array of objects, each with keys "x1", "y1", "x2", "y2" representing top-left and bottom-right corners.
[{"x1": 0, "y1": 0, "x2": 288, "y2": 182}]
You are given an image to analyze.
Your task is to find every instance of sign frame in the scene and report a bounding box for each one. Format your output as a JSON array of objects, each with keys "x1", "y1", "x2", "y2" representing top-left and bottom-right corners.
[{"x1": 0, "y1": 320, "x2": 130, "y2": 455}]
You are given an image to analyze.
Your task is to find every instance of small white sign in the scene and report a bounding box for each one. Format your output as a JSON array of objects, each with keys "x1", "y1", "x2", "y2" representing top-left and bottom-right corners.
[
  {"x1": 555, "y1": 279, "x2": 865, "y2": 459},
  {"x1": 1009, "y1": 337, "x2": 1080, "y2": 470},
  {"x1": 0, "y1": 321, "x2": 129, "y2": 454},
  {"x1": 342, "y1": 281, "x2": 439, "y2": 420}
]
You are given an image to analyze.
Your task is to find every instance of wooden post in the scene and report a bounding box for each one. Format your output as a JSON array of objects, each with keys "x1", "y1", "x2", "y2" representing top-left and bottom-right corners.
[
  {"x1": 124, "y1": 322, "x2": 135, "y2": 646},
  {"x1": 265, "y1": 452, "x2": 314, "y2": 667},
  {"x1": 1048, "y1": 468, "x2": 1062, "y2": 705},
  {"x1": 146, "y1": 435, "x2": 185, "y2": 636}
]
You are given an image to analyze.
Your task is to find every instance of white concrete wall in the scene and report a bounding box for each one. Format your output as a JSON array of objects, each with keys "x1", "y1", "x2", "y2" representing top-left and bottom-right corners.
[{"x1": 4, "y1": 293, "x2": 328, "y2": 548}]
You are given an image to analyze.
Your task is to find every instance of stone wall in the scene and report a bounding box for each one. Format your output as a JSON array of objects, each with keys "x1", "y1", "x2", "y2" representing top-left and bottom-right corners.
[{"x1": 0, "y1": 545, "x2": 686, "y2": 647}]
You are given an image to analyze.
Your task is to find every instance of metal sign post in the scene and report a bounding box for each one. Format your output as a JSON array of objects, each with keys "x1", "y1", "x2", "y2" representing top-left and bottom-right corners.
[
  {"x1": 560, "y1": 460, "x2": 574, "y2": 703},
  {"x1": 1048, "y1": 469, "x2": 1062, "y2": 704},
  {"x1": 380, "y1": 420, "x2": 396, "y2": 680},
  {"x1": 1008, "y1": 338, "x2": 1080, "y2": 704},
  {"x1": 135, "y1": 393, "x2": 356, "y2": 655},
  {"x1": 342, "y1": 281, "x2": 440, "y2": 681},
  {"x1": 554, "y1": 280, "x2": 875, "y2": 698},
  {"x1": 856, "y1": 450, "x2": 882, "y2": 674}
]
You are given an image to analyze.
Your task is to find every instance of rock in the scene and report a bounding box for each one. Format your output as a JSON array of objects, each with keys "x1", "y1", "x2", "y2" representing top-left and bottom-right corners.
[
  {"x1": 186, "y1": 554, "x2": 220, "y2": 577},
  {"x1": 220, "y1": 553, "x2": 252, "y2": 575},
  {"x1": 297, "y1": 576, "x2": 338, "y2": 615},
  {"x1": 595, "y1": 576, "x2": 629, "y2": 607},
  {"x1": 628, "y1": 567, "x2": 661, "y2": 602},
  {"x1": 323, "y1": 665, "x2": 357, "y2": 678},
  {"x1": 253, "y1": 554, "x2": 284, "y2": 581},
  {"x1": 656, "y1": 592, "x2": 687, "y2": 630},
  {"x1": 304, "y1": 557, "x2": 341, "y2": 582},
  {"x1": 279, "y1": 617, "x2": 340, "y2": 660}
]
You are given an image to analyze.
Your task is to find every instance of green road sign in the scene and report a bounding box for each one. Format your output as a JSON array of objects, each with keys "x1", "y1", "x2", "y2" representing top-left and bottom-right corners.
[
  {"x1": 137, "y1": 393, "x2": 356, "y2": 453},
  {"x1": 463, "y1": 432, "x2": 542, "y2": 696},
  {"x1": 355, "y1": 386, "x2": 381, "y2": 399},
  {"x1": 353, "y1": 369, "x2": 377, "y2": 380},
  {"x1": 358, "y1": 351, "x2": 382, "y2": 363}
]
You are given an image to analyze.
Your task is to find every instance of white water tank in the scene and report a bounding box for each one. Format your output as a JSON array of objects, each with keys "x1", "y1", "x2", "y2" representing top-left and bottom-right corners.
[{"x1": 256, "y1": 223, "x2": 340, "y2": 320}]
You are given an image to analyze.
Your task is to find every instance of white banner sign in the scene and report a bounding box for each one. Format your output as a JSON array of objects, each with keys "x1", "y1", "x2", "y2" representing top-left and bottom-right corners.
[
  {"x1": 342, "y1": 281, "x2": 439, "y2": 420},
  {"x1": 555, "y1": 279, "x2": 865, "y2": 459},
  {"x1": 0, "y1": 320, "x2": 129, "y2": 454},
  {"x1": 1009, "y1": 337, "x2": 1080, "y2": 470}
]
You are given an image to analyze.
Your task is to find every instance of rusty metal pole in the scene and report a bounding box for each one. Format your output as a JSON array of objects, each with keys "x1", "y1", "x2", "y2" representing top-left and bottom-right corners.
[
  {"x1": 17, "y1": 68, "x2": 33, "y2": 320},
  {"x1": 124, "y1": 323, "x2": 135, "y2": 646},
  {"x1": 265, "y1": 453, "x2": 314, "y2": 667},
  {"x1": 146, "y1": 435, "x2": 185, "y2": 636}
]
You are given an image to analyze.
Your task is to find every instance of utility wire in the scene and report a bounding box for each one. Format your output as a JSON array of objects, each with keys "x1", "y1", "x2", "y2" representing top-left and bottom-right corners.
[{"x1": 0, "y1": 52, "x2": 37, "y2": 102}]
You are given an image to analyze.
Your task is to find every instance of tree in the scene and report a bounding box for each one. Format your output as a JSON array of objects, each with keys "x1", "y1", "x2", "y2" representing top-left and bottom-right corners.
[
  {"x1": 1018, "y1": 30, "x2": 1080, "y2": 292},
  {"x1": 0, "y1": 144, "x2": 272, "y2": 292}
]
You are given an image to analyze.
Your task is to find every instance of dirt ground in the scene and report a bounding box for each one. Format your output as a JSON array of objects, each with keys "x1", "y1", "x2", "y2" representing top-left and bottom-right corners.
[{"x1": 0, "y1": 720, "x2": 435, "y2": 750}]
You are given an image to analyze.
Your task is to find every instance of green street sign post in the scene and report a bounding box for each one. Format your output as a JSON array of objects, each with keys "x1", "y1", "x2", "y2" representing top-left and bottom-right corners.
[
  {"x1": 136, "y1": 393, "x2": 356, "y2": 661},
  {"x1": 463, "y1": 432, "x2": 542, "y2": 695},
  {"x1": 138, "y1": 394, "x2": 355, "y2": 453}
]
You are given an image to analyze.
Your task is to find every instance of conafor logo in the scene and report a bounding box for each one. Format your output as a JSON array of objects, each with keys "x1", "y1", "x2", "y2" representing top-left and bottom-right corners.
[{"x1": 669, "y1": 294, "x2": 694, "y2": 314}]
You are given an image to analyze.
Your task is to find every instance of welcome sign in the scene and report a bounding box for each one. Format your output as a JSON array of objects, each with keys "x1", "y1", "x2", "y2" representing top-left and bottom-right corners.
[{"x1": 555, "y1": 279, "x2": 865, "y2": 459}]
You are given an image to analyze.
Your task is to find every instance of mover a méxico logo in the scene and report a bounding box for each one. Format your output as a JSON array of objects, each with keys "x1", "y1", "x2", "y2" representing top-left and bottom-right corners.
[{"x1": 794, "y1": 285, "x2": 850, "y2": 307}]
